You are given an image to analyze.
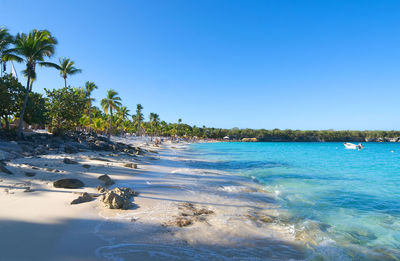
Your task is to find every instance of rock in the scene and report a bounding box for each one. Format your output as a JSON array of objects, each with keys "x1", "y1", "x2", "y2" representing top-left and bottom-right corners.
[
  {"x1": 63, "y1": 158, "x2": 78, "y2": 164},
  {"x1": 0, "y1": 149, "x2": 17, "y2": 161},
  {"x1": 97, "y1": 185, "x2": 105, "y2": 193},
  {"x1": 31, "y1": 166, "x2": 40, "y2": 170},
  {"x1": 123, "y1": 163, "x2": 137, "y2": 169},
  {"x1": 23, "y1": 187, "x2": 34, "y2": 192},
  {"x1": 64, "y1": 144, "x2": 78, "y2": 154},
  {"x1": 258, "y1": 215, "x2": 274, "y2": 223},
  {"x1": 89, "y1": 157, "x2": 110, "y2": 162},
  {"x1": 175, "y1": 217, "x2": 193, "y2": 227},
  {"x1": 25, "y1": 172, "x2": 36, "y2": 177},
  {"x1": 0, "y1": 163, "x2": 12, "y2": 174},
  {"x1": 98, "y1": 174, "x2": 114, "y2": 186},
  {"x1": 0, "y1": 141, "x2": 22, "y2": 153},
  {"x1": 45, "y1": 167, "x2": 60, "y2": 173},
  {"x1": 100, "y1": 187, "x2": 137, "y2": 209},
  {"x1": 94, "y1": 140, "x2": 109, "y2": 150},
  {"x1": 71, "y1": 192, "x2": 93, "y2": 204},
  {"x1": 82, "y1": 164, "x2": 91, "y2": 169},
  {"x1": 53, "y1": 178, "x2": 84, "y2": 189}
]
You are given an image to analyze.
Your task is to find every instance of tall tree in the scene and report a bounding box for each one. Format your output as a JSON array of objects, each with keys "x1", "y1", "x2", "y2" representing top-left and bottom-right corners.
[
  {"x1": 84, "y1": 81, "x2": 98, "y2": 131},
  {"x1": 5, "y1": 29, "x2": 57, "y2": 138},
  {"x1": 133, "y1": 104, "x2": 144, "y2": 136},
  {"x1": 0, "y1": 28, "x2": 13, "y2": 76},
  {"x1": 117, "y1": 106, "x2": 130, "y2": 122},
  {"x1": 44, "y1": 57, "x2": 81, "y2": 87},
  {"x1": 45, "y1": 86, "x2": 86, "y2": 134},
  {"x1": 149, "y1": 112, "x2": 160, "y2": 140},
  {"x1": 101, "y1": 89, "x2": 121, "y2": 139},
  {"x1": 116, "y1": 106, "x2": 130, "y2": 135}
]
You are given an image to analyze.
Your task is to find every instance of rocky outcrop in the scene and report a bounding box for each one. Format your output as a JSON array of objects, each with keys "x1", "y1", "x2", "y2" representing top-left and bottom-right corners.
[
  {"x1": 71, "y1": 192, "x2": 94, "y2": 204},
  {"x1": 98, "y1": 174, "x2": 114, "y2": 186},
  {"x1": 0, "y1": 131, "x2": 149, "y2": 160},
  {"x1": 53, "y1": 178, "x2": 84, "y2": 189},
  {"x1": 100, "y1": 187, "x2": 137, "y2": 209}
]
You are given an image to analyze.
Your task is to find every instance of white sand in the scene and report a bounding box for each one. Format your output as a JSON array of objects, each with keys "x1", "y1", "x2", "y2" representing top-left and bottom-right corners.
[{"x1": 0, "y1": 139, "x2": 307, "y2": 261}]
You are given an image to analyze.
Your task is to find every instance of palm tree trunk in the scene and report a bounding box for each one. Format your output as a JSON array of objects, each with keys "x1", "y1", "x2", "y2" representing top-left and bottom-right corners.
[
  {"x1": 108, "y1": 107, "x2": 112, "y2": 140},
  {"x1": 17, "y1": 74, "x2": 31, "y2": 139},
  {"x1": 64, "y1": 77, "x2": 67, "y2": 88}
]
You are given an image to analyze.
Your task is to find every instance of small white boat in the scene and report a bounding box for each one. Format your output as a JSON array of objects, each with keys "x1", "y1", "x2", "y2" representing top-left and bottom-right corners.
[{"x1": 344, "y1": 143, "x2": 364, "y2": 150}]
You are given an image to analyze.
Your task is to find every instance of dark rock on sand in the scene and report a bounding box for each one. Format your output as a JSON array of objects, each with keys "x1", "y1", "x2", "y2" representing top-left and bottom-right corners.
[
  {"x1": 123, "y1": 163, "x2": 137, "y2": 169},
  {"x1": 98, "y1": 174, "x2": 114, "y2": 186},
  {"x1": 82, "y1": 164, "x2": 91, "y2": 169},
  {"x1": 63, "y1": 158, "x2": 78, "y2": 164},
  {"x1": 71, "y1": 192, "x2": 94, "y2": 204},
  {"x1": 64, "y1": 144, "x2": 78, "y2": 154},
  {"x1": 89, "y1": 157, "x2": 110, "y2": 162},
  {"x1": 0, "y1": 162, "x2": 12, "y2": 174},
  {"x1": 45, "y1": 167, "x2": 60, "y2": 173},
  {"x1": 101, "y1": 187, "x2": 137, "y2": 209},
  {"x1": 25, "y1": 172, "x2": 36, "y2": 177},
  {"x1": 53, "y1": 178, "x2": 84, "y2": 189}
]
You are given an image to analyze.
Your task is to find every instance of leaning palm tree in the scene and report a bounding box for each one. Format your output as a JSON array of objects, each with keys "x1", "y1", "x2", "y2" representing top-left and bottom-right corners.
[
  {"x1": 84, "y1": 81, "x2": 98, "y2": 131},
  {"x1": 101, "y1": 89, "x2": 122, "y2": 139},
  {"x1": 4, "y1": 29, "x2": 57, "y2": 138},
  {"x1": 0, "y1": 28, "x2": 13, "y2": 76},
  {"x1": 43, "y1": 57, "x2": 81, "y2": 87}
]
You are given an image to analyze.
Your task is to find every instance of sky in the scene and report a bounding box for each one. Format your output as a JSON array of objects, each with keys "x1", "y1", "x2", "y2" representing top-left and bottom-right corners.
[{"x1": 1, "y1": 0, "x2": 400, "y2": 130}]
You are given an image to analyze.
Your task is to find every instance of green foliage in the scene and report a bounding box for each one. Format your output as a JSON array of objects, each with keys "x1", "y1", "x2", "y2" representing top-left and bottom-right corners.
[
  {"x1": 23, "y1": 92, "x2": 47, "y2": 125},
  {"x1": 45, "y1": 86, "x2": 86, "y2": 134},
  {"x1": 0, "y1": 74, "x2": 24, "y2": 126}
]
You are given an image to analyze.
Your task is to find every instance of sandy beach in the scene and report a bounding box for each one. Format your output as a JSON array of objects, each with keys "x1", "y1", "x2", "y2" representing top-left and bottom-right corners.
[{"x1": 0, "y1": 137, "x2": 308, "y2": 261}]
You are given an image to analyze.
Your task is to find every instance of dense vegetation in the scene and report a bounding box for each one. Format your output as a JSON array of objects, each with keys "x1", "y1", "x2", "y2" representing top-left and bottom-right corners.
[{"x1": 1, "y1": 27, "x2": 400, "y2": 142}]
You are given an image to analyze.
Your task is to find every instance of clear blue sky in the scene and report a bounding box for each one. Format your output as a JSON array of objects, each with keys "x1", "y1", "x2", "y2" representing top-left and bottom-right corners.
[{"x1": 2, "y1": 0, "x2": 400, "y2": 130}]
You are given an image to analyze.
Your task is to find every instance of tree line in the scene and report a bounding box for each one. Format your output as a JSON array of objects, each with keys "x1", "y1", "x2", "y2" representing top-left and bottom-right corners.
[{"x1": 1, "y1": 27, "x2": 400, "y2": 142}]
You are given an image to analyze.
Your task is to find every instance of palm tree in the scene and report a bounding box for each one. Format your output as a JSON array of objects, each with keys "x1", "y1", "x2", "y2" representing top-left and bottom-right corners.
[
  {"x1": 91, "y1": 118, "x2": 105, "y2": 134},
  {"x1": 116, "y1": 106, "x2": 130, "y2": 135},
  {"x1": 0, "y1": 28, "x2": 13, "y2": 76},
  {"x1": 84, "y1": 81, "x2": 98, "y2": 131},
  {"x1": 133, "y1": 104, "x2": 144, "y2": 136},
  {"x1": 118, "y1": 106, "x2": 130, "y2": 121},
  {"x1": 5, "y1": 29, "x2": 57, "y2": 138},
  {"x1": 44, "y1": 57, "x2": 81, "y2": 87},
  {"x1": 149, "y1": 112, "x2": 160, "y2": 140},
  {"x1": 101, "y1": 89, "x2": 121, "y2": 139}
]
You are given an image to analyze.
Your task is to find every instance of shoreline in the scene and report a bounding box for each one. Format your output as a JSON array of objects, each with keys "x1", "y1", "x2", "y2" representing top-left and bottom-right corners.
[{"x1": 0, "y1": 135, "x2": 309, "y2": 260}]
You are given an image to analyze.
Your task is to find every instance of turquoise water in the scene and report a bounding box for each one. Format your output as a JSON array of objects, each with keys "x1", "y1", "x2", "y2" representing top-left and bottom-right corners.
[{"x1": 189, "y1": 142, "x2": 400, "y2": 260}]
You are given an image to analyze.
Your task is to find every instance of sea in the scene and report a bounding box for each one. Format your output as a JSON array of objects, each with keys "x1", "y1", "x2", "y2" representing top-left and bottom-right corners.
[{"x1": 188, "y1": 142, "x2": 400, "y2": 260}]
